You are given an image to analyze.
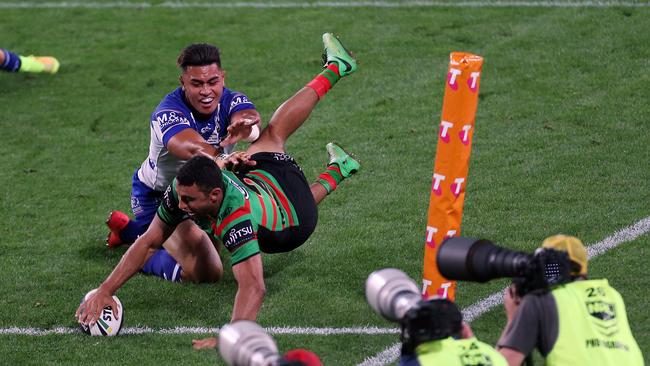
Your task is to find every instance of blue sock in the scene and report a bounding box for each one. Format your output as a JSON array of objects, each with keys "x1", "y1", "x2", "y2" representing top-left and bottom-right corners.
[
  {"x1": 119, "y1": 219, "x2": 150, "y2": 244},
  {"x1": 1, "y1": 49, "x2": 22, "y2": 72},
  {"x1": 141, "y1": 249, "x2": 183, "y2": 282}
]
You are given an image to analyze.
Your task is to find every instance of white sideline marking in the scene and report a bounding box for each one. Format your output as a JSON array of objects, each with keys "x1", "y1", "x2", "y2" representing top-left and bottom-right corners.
[
  {"x1": 0, "y1": 1, "x2": 647, "y2": 8},
  {"x1": 358, "y1": 215, "x2": 650, "y2": 366},
  {"x1": 0, "y1": 325, "x2": 399, "y2": 336}
]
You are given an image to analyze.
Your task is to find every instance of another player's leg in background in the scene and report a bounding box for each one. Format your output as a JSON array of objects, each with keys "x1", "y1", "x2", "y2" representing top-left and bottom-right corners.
[
  {"x1": 0, "y1": 49, "x2": 20, "y2": 72},
  {"x1": 154, "y1": 220, "x2": 223, "y2": 283},
  {"x1": 246, "y1": 33, "x2": 357, "y2": 156},
  {"x1": 107, "y1": 210, "x2": 150, "y2": 246},
  {"x1": 118, "y1": 218, "x2": 221, "y2": 283},
  {"x1": 0, "y1": 48, "x2": 59, "y2": 74},
  {"x1": 107, "y1": 171, "x2": 161, "y2": 247},
  {"x1": 108, "y1": 181, "x2": 222, "y2": 283}
]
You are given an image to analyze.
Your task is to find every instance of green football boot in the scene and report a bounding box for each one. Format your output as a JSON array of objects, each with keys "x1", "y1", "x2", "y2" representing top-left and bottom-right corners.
[
  {"x1": 322, "y1": 33, "x2": 357, "y2": 77},
  {"x1": 326, "y1": 142, "x2": 360, "y2": 178},
  {"x1": 19, "y1": 55, "x2": 60, "y2": 74}
]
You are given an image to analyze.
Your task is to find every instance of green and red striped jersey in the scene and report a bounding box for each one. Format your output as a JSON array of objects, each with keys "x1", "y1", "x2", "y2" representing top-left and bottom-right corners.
[{"x1": 157, "y1": 170, "x2": 299, "y2": 265}]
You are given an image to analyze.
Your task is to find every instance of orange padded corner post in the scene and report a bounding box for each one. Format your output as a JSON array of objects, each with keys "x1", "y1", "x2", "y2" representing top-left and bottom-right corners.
[{"x1": 422, "y1": 52, "x2": 484, "y2": 300}]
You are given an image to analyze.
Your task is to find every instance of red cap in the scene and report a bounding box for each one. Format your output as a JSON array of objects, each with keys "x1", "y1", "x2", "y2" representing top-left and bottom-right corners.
[{"x1": 283, "y1": 349, "x2": 323, "y2": 366}]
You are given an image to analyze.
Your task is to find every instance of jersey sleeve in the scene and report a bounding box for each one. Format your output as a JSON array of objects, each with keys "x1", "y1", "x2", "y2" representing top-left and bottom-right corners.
[
  {"x1": 215, "y1": 209, "x2": 260, "y2": 265},
  {"x1": 226, "y1": 92, "x2": 256, "y2": 115},
  {"x1": 151, "y1": 108, "x2": 193, "y2": 147},
  {"x1": 156, "y1": 180, "x2": 189, "y2": 227}
]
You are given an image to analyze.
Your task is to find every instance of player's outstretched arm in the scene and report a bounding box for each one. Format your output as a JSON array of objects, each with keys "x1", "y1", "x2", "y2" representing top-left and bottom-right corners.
[
  {"x1": 220, "y1": 109, "x2": 261, "y2": 147},
  {"x1": 76, "y1": 216, "x2": 175, "y2": 325},
  {"x1": 231, "y1": 254, "x2": 266, "y2": 321},
  {"x1": 167, "y1": 129, "x2": 222, "y2": 160}
]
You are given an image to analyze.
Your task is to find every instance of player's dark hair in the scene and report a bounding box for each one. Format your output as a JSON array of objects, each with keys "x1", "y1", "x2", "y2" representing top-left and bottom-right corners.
[
  {"x1": 177, "y1": 156, "x2": 224, "y2": 193},
  {"x1": 177, "y1": 43, "x2": 222, "y2": 70}
]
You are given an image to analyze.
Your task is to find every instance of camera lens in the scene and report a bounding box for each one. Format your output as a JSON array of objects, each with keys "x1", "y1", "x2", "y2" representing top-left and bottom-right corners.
[
  {"x1": 437, "y1": 237, "x2": 531, "y2": 282},
  {"x1": 219, "y1": 320, "x2": 280, "y2": 366},
  {"x1": 365, "y1": 268, "x2": 422, "y2": 321}
]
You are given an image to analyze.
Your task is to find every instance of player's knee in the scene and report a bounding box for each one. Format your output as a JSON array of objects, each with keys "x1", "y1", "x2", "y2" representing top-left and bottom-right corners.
[
  {"x1": 193, "y1": 274, "x2": 220, "y2": 284},
  {"x1": 251, "y1": 282, "x2": 267, "y2": 299},
  {"x1": 206, "y1": 265, "x2": 224, "y2": 283},
  {"x1": 184, "y1": 266, "x2": 223, "y2": 284},
  {"x1": 200, "y1": 260, "x2": 224, "y2": 283},
  {"x1": 186, "y1": 226, "x2": 207, "y2": 244}
]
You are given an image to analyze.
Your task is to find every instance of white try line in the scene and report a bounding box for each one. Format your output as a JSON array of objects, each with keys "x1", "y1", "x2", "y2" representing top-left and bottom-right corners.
[
  {"x1": 0, "y1": 1, "x2": 647, "y2": 8},
  {"x1": 358, "y1": 215, "x2": 650, "y2": 366},
  {"x1": 0, "y1": 325, "x2": 399, "y2": 336}
]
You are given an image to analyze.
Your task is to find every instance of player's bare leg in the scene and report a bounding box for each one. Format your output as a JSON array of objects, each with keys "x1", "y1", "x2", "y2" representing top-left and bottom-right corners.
[
  {"x1": 247, "y1": 88, "x2": 320, "y2": 155},
  {"x1": 162, "y1": 220, "x2": 223, "y2": 283},
  {"x1": 246, "y1": 33, "x2": 357, "y2": 156}
]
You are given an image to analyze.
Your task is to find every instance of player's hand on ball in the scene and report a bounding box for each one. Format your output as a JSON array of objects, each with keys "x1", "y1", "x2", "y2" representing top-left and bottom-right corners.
[{"x1": 76, "y1": 288, "x2": 119, "y2": 326}]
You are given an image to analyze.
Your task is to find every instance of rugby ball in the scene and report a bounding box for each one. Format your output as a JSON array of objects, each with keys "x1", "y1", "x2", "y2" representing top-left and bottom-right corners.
[{"x1": 79, "y1": 289, "x2": 124, "y2": 336}]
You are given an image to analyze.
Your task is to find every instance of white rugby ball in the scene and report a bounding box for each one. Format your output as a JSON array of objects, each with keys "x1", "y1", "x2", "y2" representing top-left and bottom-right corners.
[{"x1": 79, "y1": 289, "x2": 124, "y2": 336}]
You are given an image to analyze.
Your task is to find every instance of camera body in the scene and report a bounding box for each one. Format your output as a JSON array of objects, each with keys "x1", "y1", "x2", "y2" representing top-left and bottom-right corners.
[
  {"x1": 365, "y1": 269, "x2": 462, "y2": 353},
  {"x1": 436, "y1": 237, "x2": 573, "y2": 296}
]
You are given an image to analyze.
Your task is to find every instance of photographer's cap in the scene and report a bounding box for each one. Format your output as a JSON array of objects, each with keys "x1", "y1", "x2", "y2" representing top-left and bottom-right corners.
[
  {"x1": 283, "y1": 349, "x2": 322, "y2": 366},
  {"x1": 541, "y1": 234, "x2": 588, "y2": 276}
]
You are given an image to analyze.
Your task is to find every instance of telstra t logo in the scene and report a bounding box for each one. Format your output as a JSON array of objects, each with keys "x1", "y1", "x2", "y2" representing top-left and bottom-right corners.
[
  {"x1": 451, "y1": 177, "x2": 465, "y2": 197},
  {"x1": 425, "y1": 226, "x2": 438, "y2": 248},
  {"x1": 432, "y1": 173, "x2": 446, "y2": 196},
  {"x1": 445, "y1": 229, "x2": 457, "y2": 239},
  {"x1": 447, "y1": 68, "x2": 461, "y2": 90},
  {"x1": 439, "y1": 121, "x2": 454, "y2": 143},
  {"x1": 459, "y1": 124, "x2": 472, "y2": 145},
  {"x1": 468, "y1": 71, "x2": 480, "y2": 92}
]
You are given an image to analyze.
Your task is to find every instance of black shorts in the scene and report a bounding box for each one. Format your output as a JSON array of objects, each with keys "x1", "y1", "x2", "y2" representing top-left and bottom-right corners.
[{"x1": 239, "y1": 152, "x2": 318, "y2": 253}]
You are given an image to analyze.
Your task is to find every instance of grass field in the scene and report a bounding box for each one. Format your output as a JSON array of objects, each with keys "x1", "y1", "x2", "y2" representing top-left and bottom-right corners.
[{"x1": 1, "y1": 1, "x2": 649, "y2": 365}]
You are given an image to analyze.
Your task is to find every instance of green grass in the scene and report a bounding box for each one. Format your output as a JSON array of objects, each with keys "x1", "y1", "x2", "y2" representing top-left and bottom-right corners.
[{"x1": 1, "y1": 1, "x2": 649, "y2": 365}]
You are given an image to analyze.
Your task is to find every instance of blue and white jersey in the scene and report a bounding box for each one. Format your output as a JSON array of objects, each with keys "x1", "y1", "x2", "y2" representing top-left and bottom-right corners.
[{"x1": 138, "y1": 87, "x2": 256, "y2": 191}]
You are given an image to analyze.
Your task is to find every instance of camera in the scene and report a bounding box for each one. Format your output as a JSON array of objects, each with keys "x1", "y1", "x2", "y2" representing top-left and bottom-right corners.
[
  {"x1": 218, "y1": 321, "x2": 321, "y2": 366},
  {"x1": 436, "y1": 237, "x2": 573, "y2": 296},
  {"x1": 219, "y1": 321, "x2": 281, "y2": 366},
  {"x1": 365, "y1": 268, "x2": 421, "y2": 322},
  {"x1": 365, "y1": 269, "x2": 462, "y2": 354}
]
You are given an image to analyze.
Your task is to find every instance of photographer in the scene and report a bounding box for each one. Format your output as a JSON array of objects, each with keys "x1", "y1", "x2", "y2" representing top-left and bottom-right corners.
[
  {"x1": 365, "y1": 269, "x2": 507, "y2": 366},
  {"x1": 496, "y1": 235, "x2": 643, "y2": 366},
  {"x1": 399, "y1": 298, "x2": 508, "y2": 366}
]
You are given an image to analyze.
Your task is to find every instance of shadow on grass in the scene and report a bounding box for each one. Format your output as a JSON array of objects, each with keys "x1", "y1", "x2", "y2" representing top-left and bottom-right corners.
[
  {"x1": 263, "y1": 249, "x2": 307, "y2": 279},
  {"x1": 76, "y1": 238, "x2": 126, "y2": 264}
]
